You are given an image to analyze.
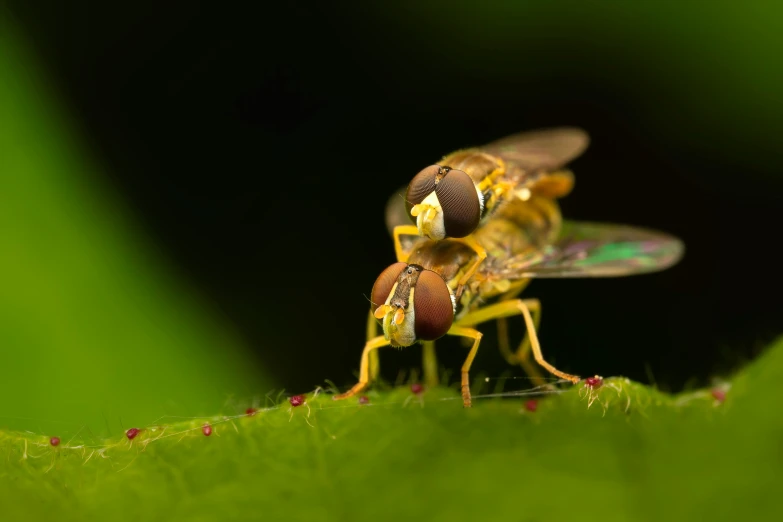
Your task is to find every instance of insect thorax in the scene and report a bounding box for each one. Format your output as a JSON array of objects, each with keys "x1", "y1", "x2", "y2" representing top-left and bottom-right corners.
[
  {"x1": 406, "y1": 240, "x2": 476, "y2": 287},
  {"x1": 474, "y1": 196, "x2": 563, "y2": 256},
  {"x1": 440, "y1": 149, "x2": 504, "y2": 185}
]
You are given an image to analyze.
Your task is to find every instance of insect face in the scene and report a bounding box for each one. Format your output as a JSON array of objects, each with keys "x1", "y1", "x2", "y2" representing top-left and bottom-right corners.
[
  {"x1": 406, "y1": 165, "x2": 484, "y2": 240},
  {"x1": 370, "y1": 262, "x2": 455, "y2": 347}
]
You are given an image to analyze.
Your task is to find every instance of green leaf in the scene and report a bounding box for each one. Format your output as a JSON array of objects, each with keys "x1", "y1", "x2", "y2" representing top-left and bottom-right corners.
[{"x1": 2, "y1": 337, "x2": 782, "y2": 522}]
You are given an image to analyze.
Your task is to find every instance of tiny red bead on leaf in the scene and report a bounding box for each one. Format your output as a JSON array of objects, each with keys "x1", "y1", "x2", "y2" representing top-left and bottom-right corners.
[
  {"x1": 50, "y1": 437, "x2": 60, "y2": 447},
  {"x1": 584, "y1": 376, "x2": 603, "y2": 389},
  {"x1": 289, "y1": 395, "x2": 306, "y2": 407},
  {"x1": 524, "y1": 400, "x2": 538, "y2": 412},
  {"x1": 358, "y1": 396, "x2": 370, "y2": 405},
  {"x1": 410, "y1": 383, "x2": 424, "y2": 395},
  {"x1": 245, "y1": 407, "x2": 257, "y2": 416},
  {"x1": 202, "y1": 424, "x2": 212, "y2": 436},
  {"x1": 126, "y1": 428, "x2": 140, "y2": 440},
  {"x1": 711, "y1": 388, "x2": 727, "y2": 403}
]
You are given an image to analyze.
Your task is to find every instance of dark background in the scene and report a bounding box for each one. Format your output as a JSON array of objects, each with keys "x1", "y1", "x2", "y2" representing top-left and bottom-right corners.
[{"x1": 7, "y1": 1, "x2": 781, "y2": 393}]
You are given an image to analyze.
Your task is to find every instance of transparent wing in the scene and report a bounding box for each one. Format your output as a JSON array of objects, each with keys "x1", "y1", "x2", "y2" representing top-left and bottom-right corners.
[
  {"x1": 483, "y1": 221, "x2": 684, "y2": 279},
  {"x1": 479, "y1": 127, "x2": 590, "y2": 172}
]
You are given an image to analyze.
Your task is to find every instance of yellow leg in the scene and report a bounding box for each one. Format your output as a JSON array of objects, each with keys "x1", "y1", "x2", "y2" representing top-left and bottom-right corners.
[
  {"x1": 502, "y1": 301, "x2": 547, "y2": 387},
  {"x1": 511, "y1": 299, "x2": 541, "y2": 364},
  {"x1": 494, "y1": 283, "x2": 526, "y2": 363},
  {"x1": 493, "y1": 316, "x2": 546, "y2": 384},
  {"x1": 334, "y1": 336, "x2": 390, "y2": 401},
  {"x1": 452, "y1": 235, "x2": 487, "y2": 299},
  {"x1": 446, "y1": 325, "x2": 483, "y2": 407},
  {"x1": 421, "y1": 341, "x2": 439, "y2": 387},
  {"x1": 491, "y1": 282, "x2": 545, "y2": 384},
  {"x1": 367, "y1": 310, "x2": 381, "y2": 382},
  {"x1": 392, "y1": 225, "x2": 419, "y2": 263},
  {"x1": 457, "y1": 298, "x2": 580, "y2": 384},
  {"x1": 496, "y1": 317, "x2": 514, "y2": 363}
]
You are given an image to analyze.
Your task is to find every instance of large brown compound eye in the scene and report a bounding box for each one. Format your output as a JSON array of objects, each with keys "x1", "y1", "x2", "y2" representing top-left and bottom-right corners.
[
  {"x1": 434, "y1": 169, "x2": 481, "y2": 238},
  {"x1": 370, "y1": 262, "x2": 407, "y2": 309},
  {"x1": 413, "y1": 270, "x2": 454, "y2": 340},
  {"x1": 405, "y1": 165, "x2": 440, "y2": 216}
]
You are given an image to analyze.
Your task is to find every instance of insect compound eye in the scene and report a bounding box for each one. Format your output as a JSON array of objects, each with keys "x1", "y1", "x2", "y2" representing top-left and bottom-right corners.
[
  {"x1": 412, "y1": 269, "x2": 454, "y2": 340},
  {"x1": 434, "y1": 169, "x2": 481, "y2": 238},
  {"x1": 370, "y1": 262, "x2": 408, "y2": 310},
  {"x1": 405, "y1": 165, "x2": 441, "y2": 216}
]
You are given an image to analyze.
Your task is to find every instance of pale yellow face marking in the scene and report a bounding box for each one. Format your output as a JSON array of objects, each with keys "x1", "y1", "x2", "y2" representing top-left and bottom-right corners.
[
  {"x1": 411, "y1": 182, "x2": 485, "y2": 240},
  {"x1": 379, "y1": 286, "x2": 417, "y2": 347},
  {"x1": 412, "y1": 192, "x2": 445, "y2": 240}
]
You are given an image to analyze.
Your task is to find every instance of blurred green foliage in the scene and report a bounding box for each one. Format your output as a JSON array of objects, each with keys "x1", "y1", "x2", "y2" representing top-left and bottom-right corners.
[
  {"x1": 2, "y1": 337, "x2": 782, "y2": 522},
  {"x1": 0, "y1": 16, "x2": 270, "y2": 436}
]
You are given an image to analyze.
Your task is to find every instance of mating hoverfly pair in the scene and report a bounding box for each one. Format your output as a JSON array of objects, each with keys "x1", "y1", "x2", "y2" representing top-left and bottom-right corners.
[{"x1": 333, "y1": 128, "x2": 684, "y2": 407}]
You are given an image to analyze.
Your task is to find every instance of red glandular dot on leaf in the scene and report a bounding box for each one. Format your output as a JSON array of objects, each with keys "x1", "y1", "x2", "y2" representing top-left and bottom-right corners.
[{"x1": 584, "y1": 376, "x2": 603, "y2": 389}]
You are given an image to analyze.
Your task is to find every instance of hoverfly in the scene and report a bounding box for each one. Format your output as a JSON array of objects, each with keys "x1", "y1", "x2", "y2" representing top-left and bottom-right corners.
[
  {"x1": 394, "y1": 127, "x2": 588, "y2": 298},
  {"x1": 333, "y1": 130, "x2": 684, "y2": 407}
]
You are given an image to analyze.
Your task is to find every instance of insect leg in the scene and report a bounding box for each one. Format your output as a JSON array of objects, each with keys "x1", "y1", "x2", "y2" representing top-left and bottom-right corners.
[
  {"x1": 392, "y1": 225, "x2": 419, "y2": 263},
  {"x1": 445, "y1": 325, "x2": 483, "y2": 408},
  {"x1": 509, "y1": 299, "x2": 548, "y2": 387},
  {"x1": 457, "y1": 299, "x2": 580, "y2": 384},
  {"x1": 511, "y1": 298, "x2": 577, "y2": 383},
  {"x1": 334, "y1": 335, "x2": 391, "y2": 401},
  {"x1": 367, "y1": 310, "x2": 381, "y2": 382},
  {"x1": 496, "y1": 317, "x2": 513, "y2": 361},
  {"x1": 490, "y1": 282, "x2": 548, "y2": 385},
  {"x1": 452, "y1": 235, "x2": 487, "y2": 299},
  {"x1": 487, "y1": 314, "x2": 548, "y2": 386},
  {"x1": 421, "y1": 341, "x2": 439, "y2": 387},
  {"x1": 494, "y1": 283, "x2": 526, "y2": 363}
]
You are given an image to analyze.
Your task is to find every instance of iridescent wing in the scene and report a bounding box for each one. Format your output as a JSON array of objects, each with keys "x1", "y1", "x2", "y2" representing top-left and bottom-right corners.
[
  {"x1": 483, "y1": 220, "x2": 684, "y2": 279},
  {"x1": 479, "y1": 127, "x2": 590, "y2": 172}
]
